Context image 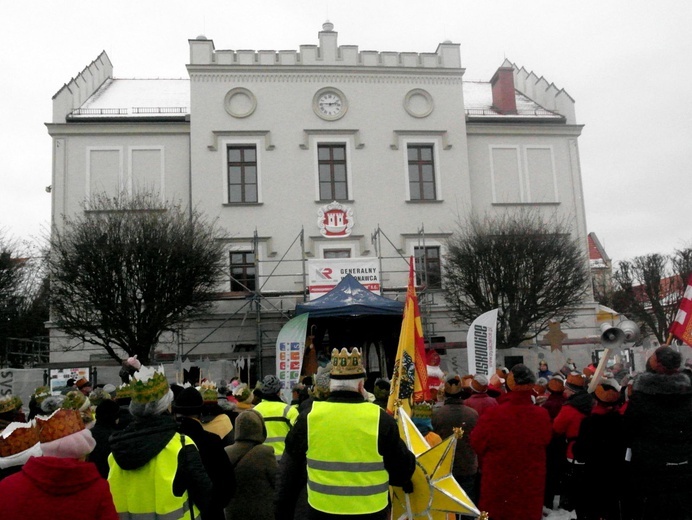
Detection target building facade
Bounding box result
[47,23,598,377]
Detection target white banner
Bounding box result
[307,258,381,299]
[466,309,499,376]
[276,313,310,400]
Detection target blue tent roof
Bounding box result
[295,274,404,318]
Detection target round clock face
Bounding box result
[313,88,347,120]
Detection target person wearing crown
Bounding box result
[276,347,416,520]
[107,365,214,520]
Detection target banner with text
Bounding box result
[466,309,499,376]
[276,313,310,401]
[307,258,381,300]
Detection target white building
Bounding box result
[47,23,601,378]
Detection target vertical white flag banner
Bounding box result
[466,309,499,376]
[276,313,310,401]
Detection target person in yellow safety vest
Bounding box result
[108,365,214,520]
[253,375,299,460]
[275,347,416,520]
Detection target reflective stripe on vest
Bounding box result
[307,401,388,515]
[254,400,297,459]
[108,434,198,520]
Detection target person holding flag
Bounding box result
[387,257,430,417]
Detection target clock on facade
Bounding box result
[313,87,348,121]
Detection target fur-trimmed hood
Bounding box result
[633,371,692,396]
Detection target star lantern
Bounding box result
[390,408,481,519]
[545,321,567,353]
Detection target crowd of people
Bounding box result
[0,345,689,520]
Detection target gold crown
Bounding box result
[0,395,22,414]
[200,381,218,403]
[62,390,87,411]
[32,386,51,405]
[115,383,132,400]
[130,366,170,404]
[36,409,85,443]
[330,347,365,380]
[411,402,434,419]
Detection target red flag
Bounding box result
[670,274,692,347]
[387,257,430,416]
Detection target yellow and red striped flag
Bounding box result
[387,257,430,417]
[670,274,692,346]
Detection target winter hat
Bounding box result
[444,375,464,397]
[547,374,565,393]
[534,377,548,395]
[312,365,332,400]
[126,355,142,371]
[103,384,117,397]
[470,374,489,393]
[40,395,65,415]
[259,375,283,396]
[233,409,267,443]
[593,377,621,405]
[129,365,174,417]
[36,408,95,459]
[565,371,586,392]
[0,394,22,414]
[647,346,682,375]
[330,347,366,380]
[506,364,536,392]
[0,421,42,470]
[173,387,204,415]
[95,399,120,426]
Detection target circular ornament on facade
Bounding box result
[313,87,348,121]
[404,89,434,118]
[224,88,257,118]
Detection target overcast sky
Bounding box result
[2,0,691,263]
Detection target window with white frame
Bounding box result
[87,147,123,198]
[407,144,436,200]
[490,145,558,203]
[317,143,348,201]
[227,145,258,203]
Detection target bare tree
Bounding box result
[443,211,590,348]
[612,247,692,343]
[47,193,226,364]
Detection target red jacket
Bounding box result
[470,391,552,520]
[553,401,589,460]
[0,456,118,520]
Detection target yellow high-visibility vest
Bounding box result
[306,401,388,515]
[254,400,298,459]
[108,433,199,520]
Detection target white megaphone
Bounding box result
[600,323,625,350]
[617,319,641,343]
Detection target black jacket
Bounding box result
[177,416,234,520]
[109,413,213,515]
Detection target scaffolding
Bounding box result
[169,223,459,378]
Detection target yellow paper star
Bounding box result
[390,409,481,519]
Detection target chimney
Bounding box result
[490,66,517,114]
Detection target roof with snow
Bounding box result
[65,77,561,122]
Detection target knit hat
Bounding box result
[444,375,464,397]
[103,384,117,397]
[565,371,586,392]
[647,346,682,375]
[312,365,332,400]
[593,377,621,404]
[173,387,204,415]
[40,395,65,415]
[233,409,267,443]
[0,394,22,414]
[411,402,435,435]
[259,375,283,396]
[506,364,536,392]
[36,408,95,459]
[0,421,42,470]
[330,347,366,380]
[547,374,565,393]
[470,374,489,393]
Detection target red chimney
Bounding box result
[490,66,517,114]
